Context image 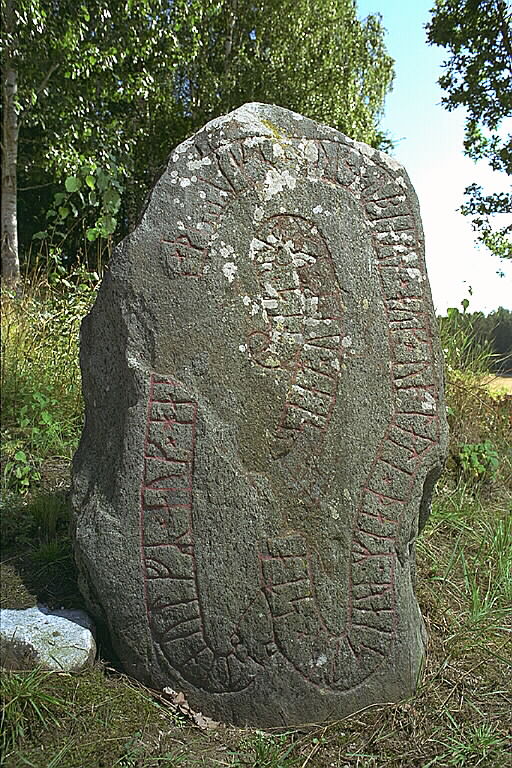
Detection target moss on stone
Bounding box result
[261,118,284,139]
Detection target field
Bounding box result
[484,376,512,395]
[1,270,511,768]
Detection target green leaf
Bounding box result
[85,174,95,189]
[65,176,81,193]
[32,231,48,240]
[103,189,121,211]
[86,227,99,241]
[14,451,27,463]
[98,214,117,235]
[58,206,70,219]
[96,169,109,192]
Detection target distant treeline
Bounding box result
[438,306,512,375]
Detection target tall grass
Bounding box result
[1,257,99,492]
[439,304,511,491]
[1,667,65,761]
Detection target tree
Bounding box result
[426,0,512,261]
[1,0,20,287]
[2,0,394,284]
[173,0,394,148]
[1,0,199,284]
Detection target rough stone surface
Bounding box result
[0,605,96,671]
[71,103,448,726]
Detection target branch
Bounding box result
[18,182,54,191]
[496,0,512,62]
[36,62,60,98]
[19,62,60,123]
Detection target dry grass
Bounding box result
[483,375,512,395]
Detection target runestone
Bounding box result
[72,103,448,726]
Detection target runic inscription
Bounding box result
[141,374,265,693]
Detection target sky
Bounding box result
[357,0,511,315]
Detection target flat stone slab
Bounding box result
[1,605,96,671]
[72,103,448,725]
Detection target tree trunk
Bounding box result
[1,60,20,289]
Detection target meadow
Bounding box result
[1,263,511,768]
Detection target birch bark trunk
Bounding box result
[1,39,20,287]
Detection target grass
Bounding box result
[1,666,65,759]
[0,666,194,768]
[1,258,99,494]
[483,375,512,395]
[1,273,511,767]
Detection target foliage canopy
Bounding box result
[426,0,512,260]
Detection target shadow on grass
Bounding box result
[1,489,84,611]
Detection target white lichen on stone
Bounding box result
[263,168,297,200]
[264,282,279,298]
[243,136,265,148]
[422,392,437,412]
[302,141,319,163]
[222,262,237,283]
[220,243,235,259]
[186,156,212,170]
[341,335,353,348]
[249,238,267,260]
